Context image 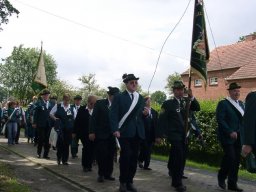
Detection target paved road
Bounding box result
[0,136,255,192]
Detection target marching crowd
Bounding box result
[0,73,255,192]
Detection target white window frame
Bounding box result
[194,79,202,87]
[209,77,218,85]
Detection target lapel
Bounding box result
[225,99,244,119]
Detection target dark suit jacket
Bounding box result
[143,108,158,143]
[242,92,256,148]
[110,90,145,139]
[89,99,113,139]
[73,106,90,140]
[157,97,200,141]
[216,99,244,145]
[33,99,53,128]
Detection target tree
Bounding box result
[151,91,166,105]
[0,45,57,101]
[165,72,182,95]
[0,0,19,31]
[238,32,256,42]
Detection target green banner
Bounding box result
[190,0,210,85]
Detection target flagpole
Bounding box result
[185,0,197,138]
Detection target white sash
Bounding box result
[118,91,139,129]
[226,97,244,116]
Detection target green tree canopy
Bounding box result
[0,0,19,31]
[150,90,167,105]
[165,72,182,95]
[0,44,57,101]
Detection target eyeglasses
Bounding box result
[129,81,138,85]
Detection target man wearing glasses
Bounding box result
[110,73,145,192]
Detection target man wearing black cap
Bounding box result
[216,82,244,192]
[89,87,120,183]
[33,89,54,159]
[156,80,200,192]
[110,74,145,192]
[71,95,82,158]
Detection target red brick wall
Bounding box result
[181,68,256,101]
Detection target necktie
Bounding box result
[131,93,134,101]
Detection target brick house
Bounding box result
[181,34,256,100]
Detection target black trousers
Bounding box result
[119,137,140,184]
[57,127,72,163]
[81,137,95,169]
[168,142,188,177]
[168,140,186,187]
[71,136,79,157]
[37,126,51,156]
[96,137,116,177]
[138,140,153,168]
[218,139,241,186]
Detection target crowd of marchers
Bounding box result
[0,74,255,192]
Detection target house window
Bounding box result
[194,79,202,87]
[209,77,218,85]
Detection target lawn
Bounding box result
[0,162,30,192]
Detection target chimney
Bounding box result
[245,34,256,41]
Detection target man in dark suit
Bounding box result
[71,95,82,158]
[216,82,244,192]
[33,89,53,159]
[242,91,256,157]
[73,95,97,172]
[156,81,200,192]
[111,73,145,192]
[138,96,158,170]
[89,87,120,183]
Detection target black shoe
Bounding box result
[43,156,50,160]
[119,183,127,192]
[217,175,226,190]
[37,154,41,158]
[126,183,137,192]
[138,162,143,169]
[97,176,104,183]
[83,167,89,172]
[174,185,186,192]
[228,185,243,192]
[104,176,115,181]
[182,175,188,179]
[88,168,92,172]
[63,162,69,165]
[57,160,61,165]
[15,142,19,144]
[143,167,152,170]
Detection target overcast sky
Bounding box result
[1,0,256,93]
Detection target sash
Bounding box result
[118,91,139,129]
[226,97,244,116]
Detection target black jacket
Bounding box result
[73,106,90,140]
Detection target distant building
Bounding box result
[181,34,256,100]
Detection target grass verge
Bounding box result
[152,154,256,181]
[0,162,30,192]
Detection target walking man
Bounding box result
[111,74,145,192]
[156,81,200,192]
[216,82,244,191]
[89,87,120,182]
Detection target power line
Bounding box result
[147,0,192,94]
[14,0,189,62]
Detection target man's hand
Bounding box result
[242,145,253,157]
[143,108,149,116]
[230,132,237,140]
[32,124,37,128]
[155,138,161,144]
[89,133,96,141]
[187,88,193,98]
[113,131,120,138]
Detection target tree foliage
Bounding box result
[238,32,256,42]
[78,73,107,100]
[150,90,167,105]
[0,0,19,31]
[165,72,182,95]
[0,45,57,101]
